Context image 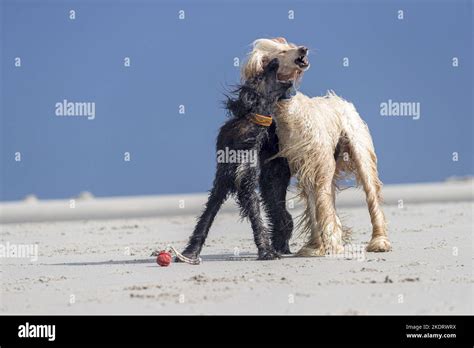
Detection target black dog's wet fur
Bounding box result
[180,59,294,261]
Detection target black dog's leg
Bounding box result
[260,157,293,254]
[236,176,279,260]
[181,185,228,259]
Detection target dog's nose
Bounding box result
[299,46,308,55]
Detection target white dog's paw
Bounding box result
[366,236,392,252]
[322,225,344,256]
[296,245,326,257]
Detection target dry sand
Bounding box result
[0,181,472,314]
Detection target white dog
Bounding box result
[242,38,392,256]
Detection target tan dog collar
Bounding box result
[249,113,272,127]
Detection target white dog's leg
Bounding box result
[343,106,391,252]
[297,188,325,256]
[356,157,391,252]
[297,160,344,257]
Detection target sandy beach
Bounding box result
[0,181,472,315]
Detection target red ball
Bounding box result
[156,251,172,267]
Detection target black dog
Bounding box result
[180,58,294,261]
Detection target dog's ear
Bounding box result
[263,58,279,75]
[261,55,270,68]
[243,55,267,82]
[240,87,258,108]
[272,37,288,44]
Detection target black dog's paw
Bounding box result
[257,249,281,261]
[273,242,292,255]
[276,247,292,255]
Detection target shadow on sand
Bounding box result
[47,253,263,266]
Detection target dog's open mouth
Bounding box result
[295,55,309,69]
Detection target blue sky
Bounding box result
[1,0,472,201]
